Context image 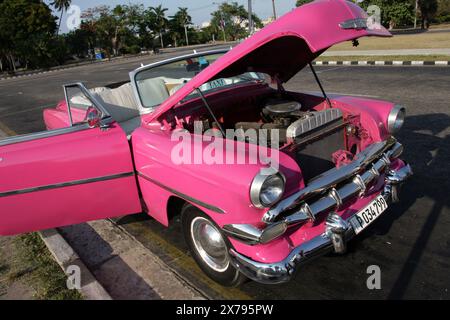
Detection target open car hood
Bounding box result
[144,0,391,123]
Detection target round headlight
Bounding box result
[250,170,285,208]
[388,105,406,134]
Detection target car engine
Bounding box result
[234,98,347,181]
[234,99,343,146]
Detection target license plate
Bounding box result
[349,195,388,234]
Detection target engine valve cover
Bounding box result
[264,101,302,116]
[286,108,343,142]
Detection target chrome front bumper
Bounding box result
[228,164,413,284]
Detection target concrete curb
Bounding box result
[39,229,112,300]
[312,60,450,66]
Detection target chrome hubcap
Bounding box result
[191,217,229,272]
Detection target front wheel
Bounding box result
[181,205,246,287]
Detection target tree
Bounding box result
[360,0,414,29]
[435,0,450,23]
[80,5,145,58]
[51,0,72,35]
[150,5,169,48]
[169,7,192,46]
[65,27,95,58]
[295,0,313,6]
[211,2,262,41]
[419,0,438,28]
[0,0,57,71]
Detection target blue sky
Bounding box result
[45,0,298,33]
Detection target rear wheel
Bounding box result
[181,205,246,287]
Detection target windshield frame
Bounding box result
[129,48,231,113]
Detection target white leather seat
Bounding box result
[136,78,169,109]
[91,83,141,136]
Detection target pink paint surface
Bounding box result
[0,125,141,235]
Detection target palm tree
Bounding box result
[169,7,192,46]
[51,0,72,35]
[177,7,192,46]
[150,5,168,48]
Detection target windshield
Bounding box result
[134,52,266,110]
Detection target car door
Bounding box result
[0,83,142,236]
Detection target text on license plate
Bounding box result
[349,195,388,234]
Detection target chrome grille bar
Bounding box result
[263,138,403,224]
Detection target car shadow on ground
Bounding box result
[59,223,161,300]
[353,113,450,298]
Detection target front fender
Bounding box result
[131,126,302,227]
[331,95,395,143]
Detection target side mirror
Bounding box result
[85,107,101,128]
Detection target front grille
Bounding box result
[263,138,402,224]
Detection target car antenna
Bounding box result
[195,87,226,137]
[308,62,332,109]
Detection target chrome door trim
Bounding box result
[0,116,114,147]
[63,82,111,118]
[0,172,134,198]
[137,172,225,214]
[0,81,115,147]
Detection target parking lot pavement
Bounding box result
[0,61,449,299]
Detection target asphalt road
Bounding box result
[0,55,449,299]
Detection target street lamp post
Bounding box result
[272,0,277,20]
[213,2,227,43]
[184,24,189,46]
[248,0,253,34]
[414,0,418,29]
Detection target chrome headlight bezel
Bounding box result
[387,104,406,134]
[250,169,286,208]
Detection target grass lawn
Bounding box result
[329,31,450,51]
[316,55,450,61]
[430,23,450,29]
[0,233,83,300]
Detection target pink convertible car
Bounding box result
[0,0,412,286]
